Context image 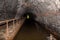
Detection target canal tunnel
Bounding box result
[0,0,60,40]
[13,12,50,40]
[22,11,36,23]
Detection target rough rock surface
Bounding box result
[15,0,25,19]
[28,0,60,38]
[0,0,17,20]
[15,0,60,36]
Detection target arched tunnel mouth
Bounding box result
[22,12,36,25]
[14,12,50,40]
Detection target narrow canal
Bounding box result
[14,16,50,40]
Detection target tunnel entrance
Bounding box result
[22,12,36,25]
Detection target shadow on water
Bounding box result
[14,13,49,40]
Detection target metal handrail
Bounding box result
[0,19,16,24]
[0,18,25,40]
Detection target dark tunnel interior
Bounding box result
[13,12,50,40]
[22,12,36,24]
[23,11,36,20]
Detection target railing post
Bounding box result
[6,20,9,40]
[50,34,53,40]
[13,19,15,29]
[13,19,16,34]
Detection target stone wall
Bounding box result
[29,0,60,37]
[0,0,18,20]
[15,0,26,19]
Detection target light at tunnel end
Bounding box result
[26,15,30,19]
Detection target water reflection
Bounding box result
[14,18,50,40]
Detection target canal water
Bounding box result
[14,18,50,40]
